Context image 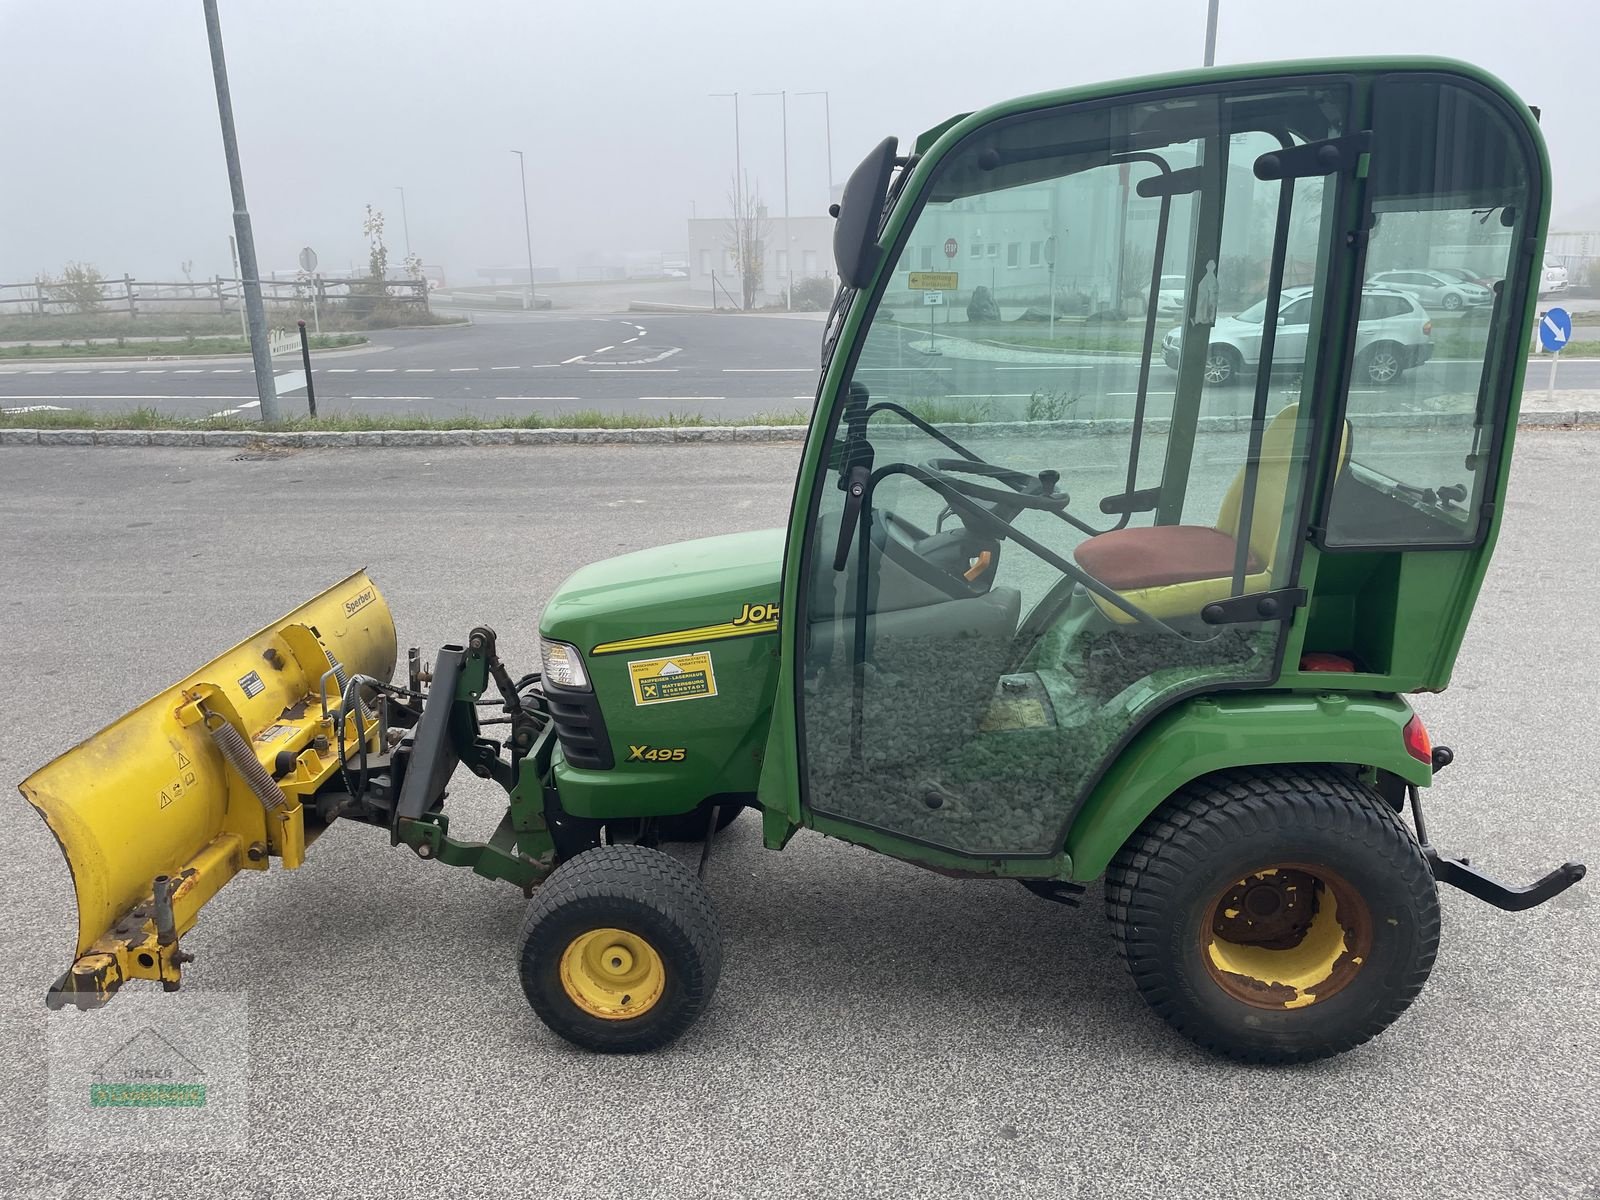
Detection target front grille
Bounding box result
[543,680,613,770]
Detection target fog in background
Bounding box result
[1,0,1594,284]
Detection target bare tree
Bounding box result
[725,177,769,311]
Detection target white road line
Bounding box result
[100,369,130,374]
[351,395,431,400]
[211,368,241,374]
[404,368,434,373]
[2,394,255,401]
[366,368,396,373]
[1,404,69,413]
[722,368,814,373]
[449,367,479,372]
[136,369,167,374]
[623,337,639,343]
[791,395,814,400]
[175,368,204,374]
[995,364,1093,371]
[858,366,953,372]
[589,368,678,373]
[594,345,615,353]
[948,393,1034,399]
[494,395,581,400]
[64,369,91,374]
[635,328,647,335]
[492,365,519,370]
[26,369,57,375]
[638,395,724,401]
[328,368,357,373]
[561,355,586,364]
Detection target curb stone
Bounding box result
[1,411,1592,451]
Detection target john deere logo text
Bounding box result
[344,587,376,617]
[733,603,778,626]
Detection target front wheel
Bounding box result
[1442,292,1463,311]
[1203,345,1243,386]
[1105,766,1439,1064]
[518,844,722,1052]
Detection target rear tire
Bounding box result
[1358,342,1405,386]
[518,844,722,1052]
[1105,766,1439,1064]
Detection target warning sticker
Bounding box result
[628,652,718,706]
[238,670,265,699]
[253,723,297,743]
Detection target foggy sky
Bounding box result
[1,0,1595,284]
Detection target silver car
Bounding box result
[1162,285,1434,386]
[1367,268,1493,311]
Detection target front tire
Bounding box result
[1442,292,1463,311]
[518,844,722,1052]
[1204,345,1243,386]
[1105,766,1439,1064]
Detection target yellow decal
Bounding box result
[908,271,958,290]
[626,745,688,763]
[345,586,377,617]
[628,653,718,706]
[977,698,1049,732]
[593,604,780,655]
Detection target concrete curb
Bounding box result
[0,338,373,368]
[5,411,1597,450]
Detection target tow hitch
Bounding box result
[1409,756,1586,911]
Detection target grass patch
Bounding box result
[0,333,365,360]
[0,406,811,432]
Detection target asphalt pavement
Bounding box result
[4,308,1599,424]
[0,435,1594,1199]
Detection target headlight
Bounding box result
[540,638,590,690]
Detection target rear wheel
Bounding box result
[1105,766,1439,1064]
[1357,342,1405,385]
[518,844,722,1052]
[1203,345,1243,386]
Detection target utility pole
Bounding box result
[756,90,791,310]
[798,90,833,204]
[202,0,277,421]
[1204,0,1219,66]
[395,185,412,257]
[710,91,744,212]
[511,150,537,309]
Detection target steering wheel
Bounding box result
[921,458,1068,519]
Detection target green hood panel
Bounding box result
[541,529,785,654]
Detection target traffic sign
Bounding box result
[1539,307,1571,353]
[298,246,319,273]
[944,238,958,259]
[923,291,944,306]
[1043,236,1056,268]
[908,271,958,291]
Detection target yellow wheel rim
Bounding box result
[559,927,666,1020]
[1201,864,1373,1010]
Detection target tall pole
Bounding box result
[1204,0,1219,66]
[710,91,743,210]
[756,90,791,310]
[799,90,833,203]
[511,150,537,309]
[395,186,412,257]
[202,0,278,421]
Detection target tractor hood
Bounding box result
[540,529,785,657]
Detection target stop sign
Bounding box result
[944,238,958,259]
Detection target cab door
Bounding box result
[766,72,1364,858]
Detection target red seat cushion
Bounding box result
[1074,525,1262,591]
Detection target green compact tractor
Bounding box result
[22,57,1584,1063]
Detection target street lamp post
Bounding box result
[1204,0,1219,66]
[755,90,791,310]
[201,0,277,421]
[510,150,537,309]
[797,90,833,204]
[709,91,744,208]
[395,185,412,257]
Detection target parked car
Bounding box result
[1138,274,1188,316]
[1434,266,1501,290]
[1366,268,1493,311]
[1162,285,1433,386]
[1539,260,1569,295]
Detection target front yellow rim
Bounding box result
[559,927,666,1020]
[1201,864,1372,1010]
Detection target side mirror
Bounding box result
[834,137,899,289]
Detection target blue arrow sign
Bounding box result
[1539,307,1572,353]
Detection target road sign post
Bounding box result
[298,247,321,335]
[908,273,956,356]
[1539,306,1572,411]
[297,320,317,418]
[1044,235,1058,341]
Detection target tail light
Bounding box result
[1403,714,1433,764]
[1422,320,1433,337]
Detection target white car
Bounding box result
[1366,269,1493,312]
[1139,274,1188,316]
[1539,260,1569,295]
[1162,285,1434,386]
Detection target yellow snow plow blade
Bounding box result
[19,570,397,1008]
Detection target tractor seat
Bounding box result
[1074,525,1261,591]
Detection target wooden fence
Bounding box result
[0,275,431,318]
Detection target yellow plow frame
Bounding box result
[19,571,397,1006]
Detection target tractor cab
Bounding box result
[768,61,1546,864]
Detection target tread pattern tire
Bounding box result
[1105,765,1439,1064]
[518,844,722,1052]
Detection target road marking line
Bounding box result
[99,369,129,374]
[858,366,952,372]
[208,400,260,417]
[137,369,167,374]
[366,368,396,373]
[64,369,91,374]
[722,368,814,373]
[328,368,357,373]
[623,336,640,343]
[635,328,647,335]
[404,368,434,373]
[2,404,70,413]
[2,394,254,400]
[211,368,241,373]
[492,365,519,370]
[589,368,678,373]
[26,369,57,374]
[351,395,431,400]
[175,368,204,373]
[495,395,581,400]
[995,365,1093,371]
[948,393,1034,399]
[449,367,479,371]
[594,345,615,353]
[638,395,724,400]
[561,355,586,364]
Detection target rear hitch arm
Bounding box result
[1409,781,1586,912]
